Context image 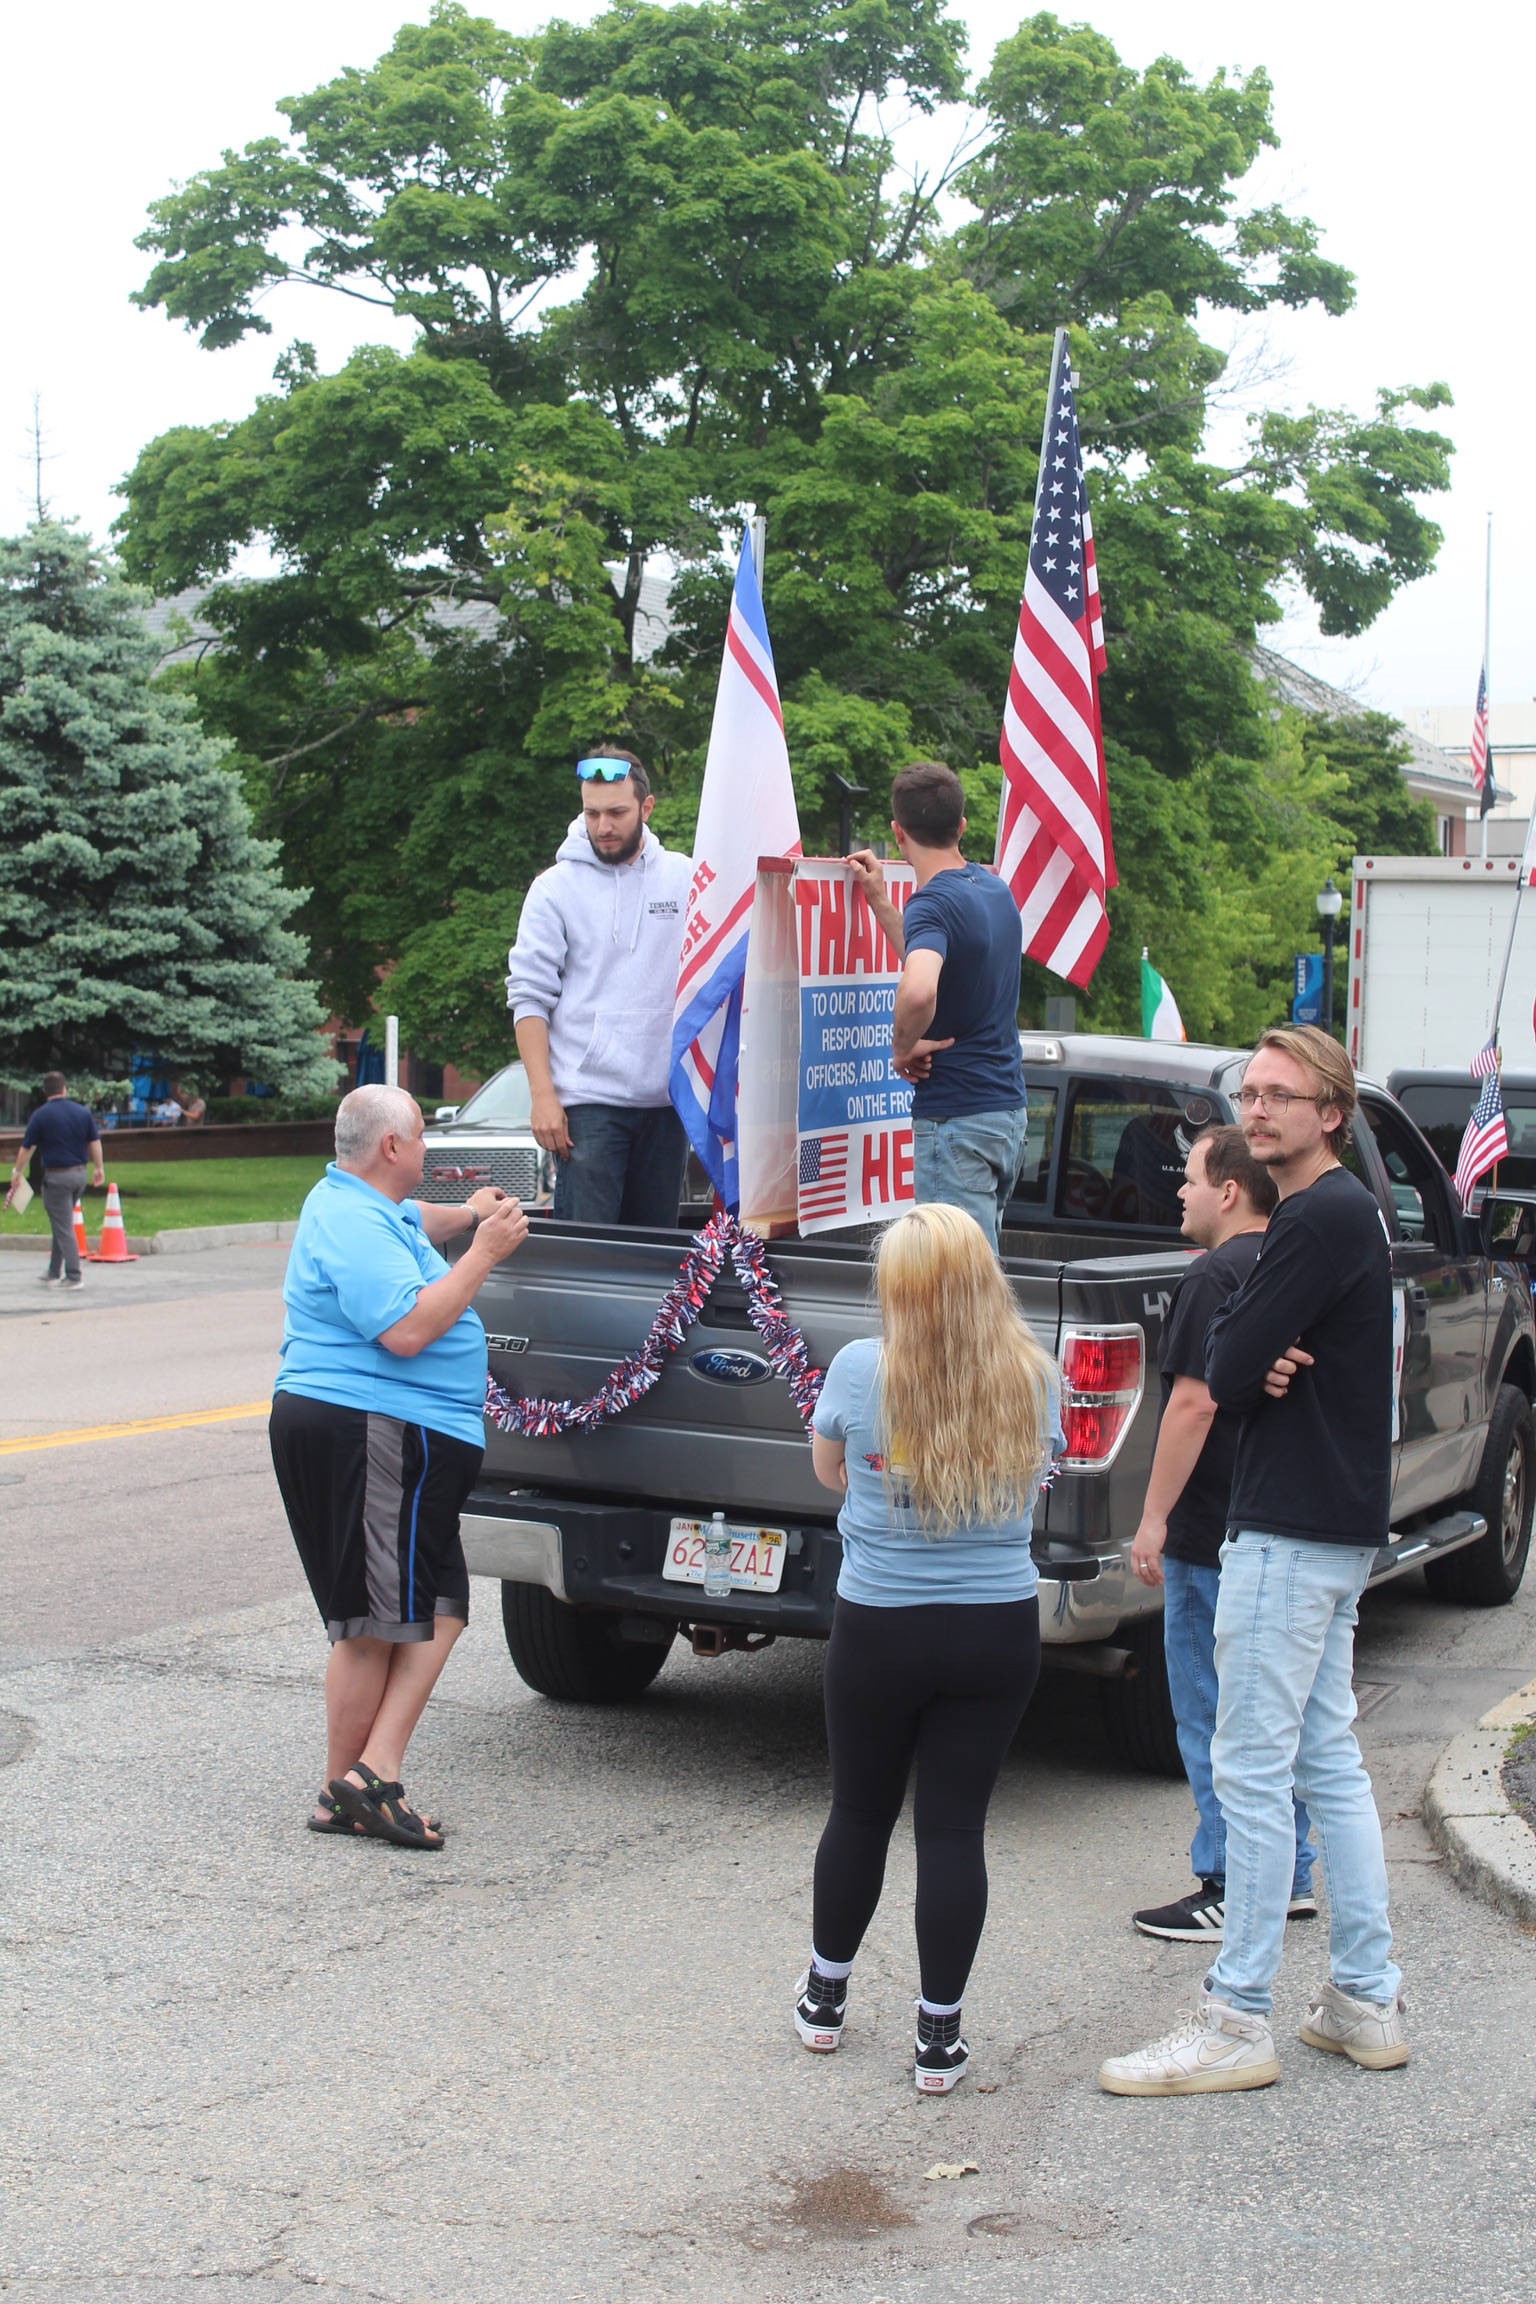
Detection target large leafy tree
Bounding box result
[119,1,1453,1055]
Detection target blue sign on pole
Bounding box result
[1292,952,1324,1025]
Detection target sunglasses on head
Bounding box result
[576,756,632,781]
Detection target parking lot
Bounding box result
[4,1244,1536,2304]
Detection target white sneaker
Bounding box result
[1098,1993,1280,2096]
[1298,1981,1408,2070]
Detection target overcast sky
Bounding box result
[7,0,1525,721]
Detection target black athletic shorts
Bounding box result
[269,1390,481,1643]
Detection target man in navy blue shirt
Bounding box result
[850,763,1026,1245]
[5,1072,105,1287]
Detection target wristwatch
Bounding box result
[465,1208,481,1240]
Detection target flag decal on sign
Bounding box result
[994,328,1115,988]
[797,1131,850,1221]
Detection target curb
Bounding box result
[1425,1678,1536,1925]
[0,1220,297,1258]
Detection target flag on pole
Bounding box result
[1471,1034,1500,1080]
[1453,1070,1508,1209]
[993,328,1115,988]
[669,528,801,1210]
[1471,667,1493,819]
[1140,949,1185,1042]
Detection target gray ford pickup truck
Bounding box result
[459,1034,1536,1772]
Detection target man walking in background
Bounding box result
[1100,1027,1404,2096]
[507,749,692,1227]
[4,1072,105,1288]
[848,762,1026,1246]
[1126,1123,1318,1944]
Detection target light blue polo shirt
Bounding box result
[813,1336,1061,1606]
[274,1165,488,1448]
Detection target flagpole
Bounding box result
[995,325,1070,880]
[1488,815,1536,1046]
[1480,512,1492,859]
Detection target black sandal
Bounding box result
[308,1788,446,1839]
[328,1770,445,1850]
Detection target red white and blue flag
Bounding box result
[797,1131,850,1223]
[1471,668,1493,819]
[670,528,801,1209]
[1454,1070,1508,1209]
[1471,1034,1500,1080]
[993,329,1115,988]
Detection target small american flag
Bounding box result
[1471,1034,1499,1080]
[1454,1072,1508,1209]
[1471,668,1493,818]
[798,1132,850,1222]
[993,329,1115,989]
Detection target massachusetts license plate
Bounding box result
[663,1519,789,1593]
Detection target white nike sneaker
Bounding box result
[1298,1981,1408,2070]
[1098,1993,1280,2096]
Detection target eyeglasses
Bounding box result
[576,756,632,781]
[1236,1087,1325,1114]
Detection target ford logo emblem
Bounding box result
[689,1347,772,1385]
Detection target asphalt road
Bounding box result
[2,1246,1536,2303]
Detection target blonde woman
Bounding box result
[797,1202,1062,2092]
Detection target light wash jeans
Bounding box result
[910,1106,1027,1246]
[1206,1532,1399,2016]
[1162,1556,1314,1894]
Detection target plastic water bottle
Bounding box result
[703,1511,733,1598]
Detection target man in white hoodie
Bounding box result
[506,751,693,1226]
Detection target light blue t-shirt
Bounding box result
[274,1166,488,1448]
[812,1335,1062,1607]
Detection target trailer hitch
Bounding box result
[689,1624,777,1659]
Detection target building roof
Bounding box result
[1251,646,1474,807]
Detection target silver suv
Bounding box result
[418,1061,554,1209]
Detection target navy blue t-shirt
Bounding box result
[22,1098,99,1170]
[901,864,1026,1119]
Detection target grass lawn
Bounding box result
[2,1155,331,1237]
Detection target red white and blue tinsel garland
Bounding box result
[484,1211,825,1439]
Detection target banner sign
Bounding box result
[792,859,916,1236]
[1291,951,1323,1025]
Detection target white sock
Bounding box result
[918,1994,962,2017]
[810,1948,854,1980]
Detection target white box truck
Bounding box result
[1347,852,1536,1076]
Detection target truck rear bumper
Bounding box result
[459,1491,1129,1645]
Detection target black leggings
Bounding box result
[812,1594,1041,2007]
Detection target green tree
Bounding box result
[0,523,336,1101]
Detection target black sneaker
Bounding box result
[1287,1888,1319,1920]
[914,2005,968,2093]
[1132,1881,1225,1942]
[795,1968,847,2052]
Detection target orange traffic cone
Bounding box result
[87,1181,139,1263]
[72,1199,89,1262]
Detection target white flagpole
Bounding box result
[1480,511,1493,859]
[1488,810,1536,1046]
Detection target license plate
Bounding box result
[663,1519,788,1593]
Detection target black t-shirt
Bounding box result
[901,864,1026,1119]
[21,1098,98,1171]
[1156,1230,1265,1569]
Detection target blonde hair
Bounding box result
[1249,1026,1356,1129]
[875,1202,1055,1531]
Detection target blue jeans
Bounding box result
[552,1103,689,1227]
[1206,1533,1399,2017]
[910,1107,1027,1246]
[1162,1556,1314,1894]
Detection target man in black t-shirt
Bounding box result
[1125,1125,1317,1943]
[5,1072,105,1287]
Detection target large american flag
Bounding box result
[1454,1070,1508,1209]
[993,328,1115,988]
[1471,667,1493,819]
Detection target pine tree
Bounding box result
[0,522,336,1100]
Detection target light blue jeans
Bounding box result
[1162,1556,1314,1894]
[1206,1533,1399,2016]
[910,1106,1027,1246]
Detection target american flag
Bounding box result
[1471,668,1493,819]
[1454,1071,1508,1209]
[993,328,1115,989]
[798,1132,849,1223]
[1471,1034,1500,1080]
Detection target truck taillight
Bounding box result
[1058,1326,1144,1467]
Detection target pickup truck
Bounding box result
[458,1033,1536,1773]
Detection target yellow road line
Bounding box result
[0,1402,271,1456]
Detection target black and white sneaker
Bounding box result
[1287,1889,1319,1921]
[795,1968,847,2052]
[914,2005,969,2093]
[1132,1881,1225,1942]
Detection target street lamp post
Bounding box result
[834,773,866,858]
[1316,877,1343,1037]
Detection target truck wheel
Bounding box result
[500,1582,675,1702]
[1098,1616,1185,1778]
[1425,1384,1535,1608]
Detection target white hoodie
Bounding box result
[505,819,692,1108]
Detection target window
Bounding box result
[447,1063,533,1130]
[1010,1088,1059,1202]
[1056,1081,1223,1228]
[1395,1082,1536,1192]
[1358,1100,1454,1249]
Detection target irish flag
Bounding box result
[1141,949,1185,1042]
